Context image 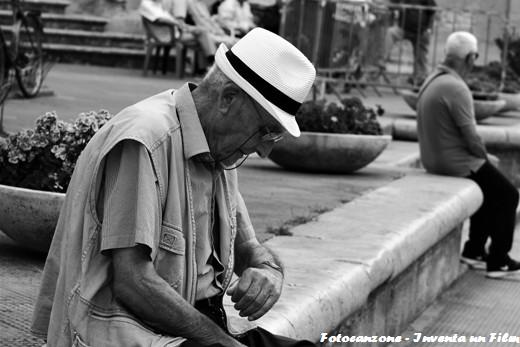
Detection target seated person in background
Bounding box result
[216,0,257,37]
[417,31,520,279]
[187,0,240,60]
[139,0,237,66]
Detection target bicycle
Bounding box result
[0,0,44,135]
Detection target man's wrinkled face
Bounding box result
[213,89,286,169]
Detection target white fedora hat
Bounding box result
[215,27,316,137]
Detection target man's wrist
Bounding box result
[257,260,284,277]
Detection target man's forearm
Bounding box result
[113,247,243,346]
[459,124,488,159]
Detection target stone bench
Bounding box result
[225,172,482,343]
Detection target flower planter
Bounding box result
[400,89,506,122]
[268,132,392,174]
[0,184,64,252]
[498,92,520,112]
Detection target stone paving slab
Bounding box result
[392,224,520,347]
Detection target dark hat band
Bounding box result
[225,49,301,115]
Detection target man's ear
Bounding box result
[218,83,242,115]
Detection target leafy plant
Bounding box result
[295,96,384,135]
[0,110,113,193]
[466,61,520,96]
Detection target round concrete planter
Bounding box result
[400,89,506,122]
[0,184,64,252]
[268,132,392,173]
[498,92,520,112]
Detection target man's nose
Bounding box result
[255,141,275,158]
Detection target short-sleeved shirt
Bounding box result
[417,65,485,177]
[99,140,228,301]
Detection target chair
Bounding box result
[141,16,201,78]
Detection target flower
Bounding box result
[0,110,113,192]
[295,97,384,135]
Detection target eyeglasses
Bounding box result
[248,94,285,143]
[260,127,284,143]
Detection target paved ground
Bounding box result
[2,63,520,346]
[392,224,520,347]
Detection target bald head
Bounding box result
[445,31,478,60]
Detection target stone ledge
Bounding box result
[390,117,520,186]
[391,117,520,150]
[226,172,482,342]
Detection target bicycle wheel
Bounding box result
[0,34,10,105]
[13,12,44,97]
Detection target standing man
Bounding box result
[417,31,520,279]
[384,0,436,86]
[31,28,317,346]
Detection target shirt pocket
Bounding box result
[155,223,186,294]
[158,223,185,255]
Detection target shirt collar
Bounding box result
[174,83,214,162]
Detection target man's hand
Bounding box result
[226,265,283,321]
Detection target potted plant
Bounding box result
[0,110,113,252]
[467,58,520,112]
[400,63,509,122]
[268,97,392,173]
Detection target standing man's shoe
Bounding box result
[486,257,520,279]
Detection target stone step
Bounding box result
[0,10,108,31]
[44,28,143,50]
[0,0,70,14]
[41,13,108,31]
[43,43,148,69]
[1,25,144,50]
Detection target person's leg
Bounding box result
[467,161,519,267]
[236,327,316,347]
[383,25,403,62]
[464,183,491,258]
[195,30,218,63]
[411,30,430,84]
[180,327,317,347]
[181,341,226,347]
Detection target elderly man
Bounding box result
[417,31,520,279]
[31,28,317,347]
